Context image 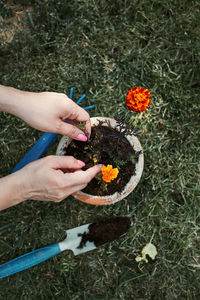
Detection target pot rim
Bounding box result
[56,117,144,205]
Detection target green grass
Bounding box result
[0,0,200,299]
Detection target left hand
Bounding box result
[22,155,103,202]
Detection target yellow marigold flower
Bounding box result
[126,86,151,113]
[93,157,98,163]
[101,165,119,183]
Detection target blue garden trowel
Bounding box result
[0,217,131,278]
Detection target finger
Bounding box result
[62,100,91,138]
[66,164,103,185]
[85,118,91,139]
[45,155,85,169]
[58,121,88,141]
[83,164,103,182]
[65,119,91,140]
[66,100,90,126]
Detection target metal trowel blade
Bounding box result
[59,217,132,256]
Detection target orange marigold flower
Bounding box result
[101,165,119,183]
[126,86,151,113]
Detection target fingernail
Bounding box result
[77,133,88,142]
[77,160,85,167]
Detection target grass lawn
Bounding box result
[0,0,199,299]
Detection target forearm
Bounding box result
[0,84,32,116]
[0,171,29,211]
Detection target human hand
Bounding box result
[22,156,102,202]
[1,86,91,141]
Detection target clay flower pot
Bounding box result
[56,117,144,205]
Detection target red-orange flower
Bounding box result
[126,87,151,113]
[101,165,119,183]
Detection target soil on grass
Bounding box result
[78,217,131,248]
[63,122,141,196]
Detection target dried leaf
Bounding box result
[136,243,157,263]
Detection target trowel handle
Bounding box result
[0,243,61,279]
[11,132,58,173]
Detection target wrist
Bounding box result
[0,85,30,117]
[0,170,30,210]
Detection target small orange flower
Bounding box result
[126,87,151,113]
[101,165,119,183]
[93,157,98,163]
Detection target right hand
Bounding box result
[0,86,91,141]
[14,91,91,140]
[22,156,102,202]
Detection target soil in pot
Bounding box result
[63,121,142,196]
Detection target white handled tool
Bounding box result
[0,217,131,278]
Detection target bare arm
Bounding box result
[0,170,28,210]
[0,156,102,211]
[0,85,101,210]
[0,84,21,114]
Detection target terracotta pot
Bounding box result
[56,117,144,205]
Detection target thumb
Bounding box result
[82,164,103,183]
[46,155,86,169]
[58,121,88,141]
[65,164,103,185]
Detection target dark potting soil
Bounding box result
[78,217,131,248]
[63,123,141,196]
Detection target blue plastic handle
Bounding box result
[0,243,61,279]
[11,132,58,173]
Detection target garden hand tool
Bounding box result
[0,217,131,279]
[11,87,95,173]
